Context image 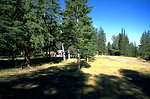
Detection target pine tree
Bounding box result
[62,0,95,69]
[97,27,106,55]
[118,28,129,56]
[0,0,23,61]
[111,35,120,55]
[139,30,150,60]
[107,42,112,55]
[111,28,137,57]
[43,0,61,58]
[128,42,137,57]
[22,0,47,66]
[61,0,77,60]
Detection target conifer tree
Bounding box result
[97,27,106,55]
[43,0,61,58]
[139,30,150,60]
[0,0,23,61]
[107,42,112,55]
[118,28,129,56]
[62,0,95,68]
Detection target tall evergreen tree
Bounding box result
[139,30,150,60]
[43,0,61,58]
[22,0,44,66]
[0,0,23,61]
[61,0,77,60]
[128,42,137,57]
[118,28,129,56]
[107,42,112,55]
[111,28,138,57]
[62,0,95,68]
[21,0,61,66]
[111,35,120,55]
[111,28,130,56]
[97,27,106,55]
[0,0,61,67]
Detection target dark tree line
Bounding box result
[0,0,150,70]
[0,0,99,69]
[107,28,137,57]
[106,28,150,61]
[0,0,62,67]
[96,27,106,55]
[139,30,150,60]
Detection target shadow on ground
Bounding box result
[0,57,63,69]
[83,69,150,99]
[0,62,91,99]
[120,69,150,98]
[0,64,150,99]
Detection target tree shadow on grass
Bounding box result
[119,69,150,98]
[81,60,91,68]
[1,62,150,99]
[0,62,91,99]
[81,74,149,99]
[0,57,63,69]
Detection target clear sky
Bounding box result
[60,0,150,45]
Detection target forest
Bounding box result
[0,0,150,69]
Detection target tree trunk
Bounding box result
[46,45,48,58]
[24,47,31,69]
[77,49,80,70]
[48,47,51,58]
[86,56,89,62]
[11,49,16,67]
[11,50,15,61]
[68,49,70,59]
[62,43,66,61]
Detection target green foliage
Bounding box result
[111,35,120,55]
[0,0,61,64]
[107,42,112,55]
[118,28,129,56]
[43,0,61,53]
[0,0,23,59]
[139,31,150,60]
[61,0,96,60]
[96,27,106,55]
[109,28,137,57]
[128,42,137,57]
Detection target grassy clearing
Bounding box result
[0,59,76,77]
[110,56,150,64]
[0,56,150,77]
[0,56,150,99]
[81,55,150,76]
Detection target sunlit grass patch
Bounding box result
[0,56,150,78]
[110,56,150,64]
[81,56,150,77]
[0,59,77,77]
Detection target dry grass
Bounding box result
[0,59,76,77]
[81,55,150,87]
[0,56,150,98]
[0,56,150,78]
[111,56,150,64]
[81,55,150,77]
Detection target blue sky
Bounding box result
[60,0,150,45]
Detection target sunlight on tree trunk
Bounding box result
[77,49,81,70]
[62,43,66,61]
[86,57,89,62]
[48,47,51,58]
[68,49,70,59]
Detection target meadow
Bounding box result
[0,56,150,99]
